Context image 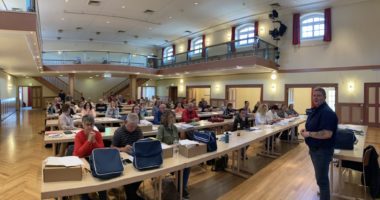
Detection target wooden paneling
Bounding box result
[0,98,16,121]
[262,101,285,107]
[364,83,380,127]
[210,99,226,108]
[336,103,364,125]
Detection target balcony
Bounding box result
[42,37,279,74]
[0,0,35,12]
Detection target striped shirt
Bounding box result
[112,125,143,147]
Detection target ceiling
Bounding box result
[0,30,40,76]
[37,0,369,47]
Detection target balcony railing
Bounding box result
[0,0,35,12]
[42,37,279,69]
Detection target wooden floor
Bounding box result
[0,109,378,200]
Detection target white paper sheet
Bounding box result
[45,156,83,167]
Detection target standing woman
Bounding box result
[81,102,96,118]
[156,110,190,199]
[301,87,338,200]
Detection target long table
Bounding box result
[144,111,224,122]
[46,117,124,130]
[41,117,306,199]
[330,124,368,199]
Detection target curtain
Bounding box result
[201,34,206,57]
[323,8,332,42]
[292,13,301,45]
[172,44,176,55]
[254,21,259,37]
[231,26,236,53]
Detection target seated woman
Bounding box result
[81,102,96,118]
[286,104,299,117]
[276,104,289,119]
[223,103,235,116]
[156,110,190,199]
[58,104,75,130]
[106,100,120,118]
[255,104,269,125]
[73,115,107,200]
[139,102,149,117]
[131,105,144,120]
[174,102,185,114]
[46,102,57,114]
[111,113,144,200]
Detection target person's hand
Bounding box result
[300,129,310,138]
[124,145,133,153]
[87,131,96,142]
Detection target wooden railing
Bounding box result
[42,77,82,100]
[103,79,130,97]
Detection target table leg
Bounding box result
[179,170,183,200]
[158,176,162,200]
[330,161,334,193]
[52,143,57,155]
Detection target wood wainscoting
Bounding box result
[210,99,226,108]
[336,103,364,124]
[263,101,285,107]
[0,98,16,121]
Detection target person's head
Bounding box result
[238,108,247,118]
[82,115,95,133]
[125,113,139,131]
[132,105,141,113]
[61,104,71,115]
[176,102,183,109]
[255,101,261,106]
[281,104,288,111]
[258,104,268,115]
[83,102,92,110]
[161,110,176,127]
[270,105,279,113]
[227,103,233,109]
[312,87,326,107]
[140,102,146,107]
[110,100,117,108]
[159,104,166,113]
[59,90,63,93]
[99,99,104,104]
[288,104,294,110]
[81,97,85,101]
[187,103,194,111]
[244,101,250,108]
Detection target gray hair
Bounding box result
[313,87,326,98]
[82,114,95,124]
[127,113,139,124]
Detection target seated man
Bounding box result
[153,104,166,125]
[232,108,250,131]
[111,113,144,200]
[182,103,199,123]
[95,99,108,113]
[266,105,282,124]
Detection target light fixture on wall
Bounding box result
[348,81,354,92]
[271,71,277,80]
[271,83,276,91]
[180,79,184,83]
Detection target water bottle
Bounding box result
[173,139,179,158]
[224,132,229,143]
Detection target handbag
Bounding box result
[133,138,163,170]
[335,128,357,150]
[193,131,217,152]
[89,148,124,179]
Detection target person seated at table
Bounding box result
[252,101,261,113]
[152,100,160,116]
[182,103,199,123]
[276,104,289,119]
[81,102,96,118]
[223,103,235,116]
[153,104,166,125]
[58,104,76,130]
[198,98,209,112]
[266,105,282,124]
[139,102,149,117]
[131,104,144,121]
[175,102,185,114]
[54,97,62,113]
[46,102,57,114]
[243,100,251,114]
[73,115,107,200]
[111,113,144,200]
[95,99,108,113]
[255,104,269,125]
[78,96,86,108]
[106,100,120,118]
[286,104,299,117]
[156,110,190,198]
[232,108,250,131]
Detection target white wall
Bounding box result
[0,71,17,99]
[156,69,380,103]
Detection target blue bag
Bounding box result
[89,148,124,179]
[133,138,163,170]
[193,131,217,152]
[335,128,357,150]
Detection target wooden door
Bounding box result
[31,86,42,108]
[168,86,178,103]
[364,83,380,127]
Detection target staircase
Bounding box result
[33,76,83,100]
[104,78,150,99]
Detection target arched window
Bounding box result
[163,46,173,63]
[300,13,325,40]
[191,37,203,55]
[235,24,255,46]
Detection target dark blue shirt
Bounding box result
[153,111,163,125]
[305,102,338,149]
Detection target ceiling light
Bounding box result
[58,51,62,55]
[136,72,140,75]
[148,27,152,30]
[121,5,126,9]
[236,65,243,69]
[65,0,69,2]
[168,16,172,19]
[59,74,63,77]
[89,77,93,79]
[194,2,199,5]
[106,21,110,24]
[95,74,99,77]
[175,73,180,75]
[184,71,189,74]
[61,17,65,21]
[271,71,277,80]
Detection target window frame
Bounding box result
[235,23,256,47]
[300,12,325,41]
[163,46,174,63]
[190,37,203,56]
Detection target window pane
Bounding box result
[239,40,247,45]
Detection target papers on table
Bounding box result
[140,120,152,126]
[179,139,199,148]
[176,123,194,129]
[249,127,261,131]
[45,156,83,167]
[161,143,172,150]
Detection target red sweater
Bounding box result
[73,130,104,158]
[182,109,199,123]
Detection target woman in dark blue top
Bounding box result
[301,87,338,200]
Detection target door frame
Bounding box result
[18,86,43,109]
[225,84,264,102]
[364,83,380,127]
[168,86,178,103]
[284,83,338,108]
[186,85,211,100]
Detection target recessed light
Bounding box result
[89,77,93,79]
[95,74,99,77]
[148,27,152,30]
[175,73,180,75]
[59,74,63,77]
[194,2,199,5]
[106,21,110,24]
[184,71,189,74]
[61,17,65,21]
[65,0,69,2]
[58,51,62,55]
[121,5,126,8]
[236,65,243,69]
[168,16,172,19]
[135,72,140,75]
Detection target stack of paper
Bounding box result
[179,139,199,148]
[176,123,194,129]
[140,120,152,125]
[45,156,83,167]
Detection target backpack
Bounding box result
[211,155,229,171]
[335,129,357,150]
[193,131,217,152]
[89,148,124,179]
[133,138,163,170]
